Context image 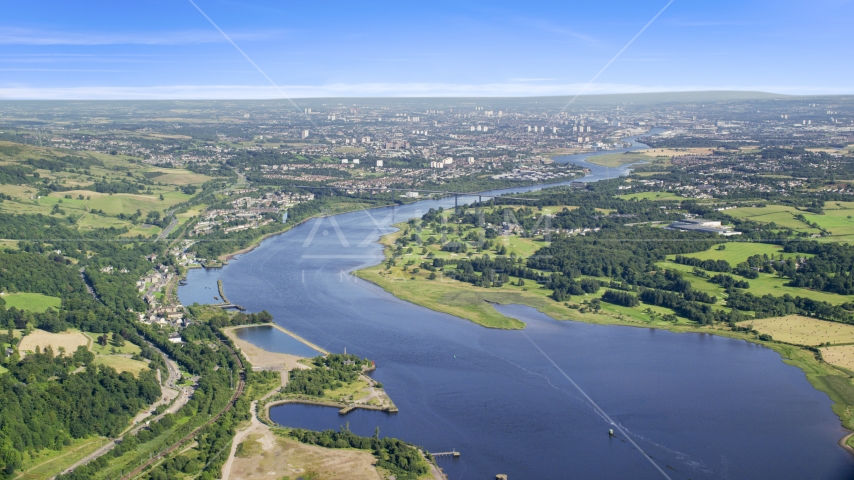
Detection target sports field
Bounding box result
[739,315,854,346]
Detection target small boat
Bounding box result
[214,296,219,300]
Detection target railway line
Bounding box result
[120,339,245,480]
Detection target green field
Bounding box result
[584,153,650,168]
[44,190,191,216]
[17,436,111,480]
[145,168,213,186]
[801,209,854,237]
[725,205,819,230]
[357,219,703,330]
[84,331,142,355]
[93,355,149,375]
[615,191,683,201]
[661,261,854,305]
[725,203,854,241]
[1,292,61,312]
[669,242,808,265]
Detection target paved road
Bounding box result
[120,342,245,480]
[55,342,193,478]
[156,210,179,241]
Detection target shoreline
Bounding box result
[225,323,329,356]
[180,132,854,459]
[353,221,854,454]
[263,397,398,422]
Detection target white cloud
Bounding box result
[0,27,279,45]
[0,82,850,100]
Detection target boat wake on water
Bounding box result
[521,331,674,480]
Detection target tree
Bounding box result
[111,332,126,347]
[72,345,94,365]
[97,334,108,346]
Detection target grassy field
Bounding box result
[671,242,807,265]
[19,329,89,355]
[801,209,854,237]
[45,190,191,216]
[1,292,61,312]
[84,331,142,355]
[739,315,854,346]
[615,191,683,201]
[93,355,149,375]
[17,436,111,480]
[333,146,366,154]
[661,260,854,305]
[145,168,212,186]
[0,139,218,237]
[637,147,715,158]
[821,346,854,372]
[357,219,702,330]
[724,205,827,233]
[176,204,208,227]
[584,153,650,168]
[323,378,372,403]
[724,202,854,239]
[540,205,579,215]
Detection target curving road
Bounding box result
[55,342,192,478]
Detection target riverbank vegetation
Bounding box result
[288,427,431,480]
[355,180,854,446]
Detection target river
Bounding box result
[180,133,854,479]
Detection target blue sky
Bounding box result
[1,0,852,99]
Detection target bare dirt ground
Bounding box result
[226,419,382,480]
[223,327,308,373]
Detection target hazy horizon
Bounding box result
[2,0,852,99]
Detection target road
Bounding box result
[56,341,193,478]
[155,209,179,241]
[119,341,245,480]
[220,399,261,480]
[78,267,99,301]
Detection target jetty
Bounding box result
[215,280,246,311]
[217,280,229,304]
[432,451,460,458]
[217,303,246,311]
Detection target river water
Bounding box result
[180,133,854,479]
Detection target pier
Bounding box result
[214,280,245,310]
[217,279,229,304]
[432,451,460,458]
[217,303,246,311]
